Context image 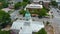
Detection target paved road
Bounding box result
[50,8,60,34]
[50,8,60,24]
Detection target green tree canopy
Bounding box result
[2,2,8,8]
[0,0,5,2]
[14,2,21,9]
[0,30,10,34]
[51,1,58,7]
[38,8,47,17]
[19,10,26,17]
[14,2,27,9]
[23,0,31,4]
[23,0,28,2]
[0,0,8,9]
[33,28,47,34]
[37,28,47,34]
[0,10,11,28]
[21,2,27,8]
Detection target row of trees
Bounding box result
[0,0,30,9]
[19,8,48,18]
[14,2,27,9]
[14,0,31,9]
[38,8,47,18]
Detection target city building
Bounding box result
[10,10,44,34]
[25,3,43,10]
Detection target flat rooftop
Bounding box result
[26,3,43,9]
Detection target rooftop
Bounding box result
[11,19,44,34]
[2,8,11,13]
[26,3,43,9]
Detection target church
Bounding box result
[10,10,44,34]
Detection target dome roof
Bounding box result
[25,10,31,20]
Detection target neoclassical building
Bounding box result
[10,10,44,34]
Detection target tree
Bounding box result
[51,1,58,7]
[38,8,47,18]
[37,28,47,34]
[33,28,47,34]
[21,2,27,8]
[2,2,8,8]
[0,10,11,28]
[19,10,26,17]
[23,0,29,2]
[0,0,8,9]
[23,0,31,4]
[14,2,21,9]
[43,6,50,12]
[0,30,10,34]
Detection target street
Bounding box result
[50,8,60,34]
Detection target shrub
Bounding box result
[0,30,10,34]
[33,28,47,34]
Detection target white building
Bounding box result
[24,3,43,11]
[10,10,44,34]
[26,3,43,9]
